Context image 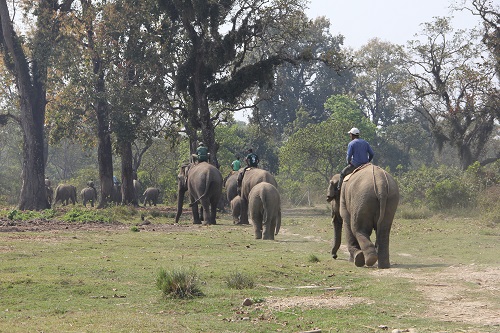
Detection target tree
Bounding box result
[354,38,408,127]
[0,0,74,210]
[253,17,354,136]
[158,0,335,167]
[406,17,499,170]
[279,95,375,201]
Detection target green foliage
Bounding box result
[425,178,472,210]
[6,209,57,221]
[156,268,204,299]
[224,272,255,290]
[396,204,433,220]
[130,226,139,232]
[61,208,112,223]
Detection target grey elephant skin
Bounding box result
[225,171,240,222]
[81,187,97,207]
[327,164,399,269]
[248,182,281,240]
[143,187,160,206]
[238,168,277,225]
[230,195,241,224]
[133,180,142,203]
[176,162,223,225]
[53,184,78,206]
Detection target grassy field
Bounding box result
[0,205,498,333]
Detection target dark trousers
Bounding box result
[338,163,357,190]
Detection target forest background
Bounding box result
[0,0,498,219]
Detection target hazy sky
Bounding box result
[306,0,482,49]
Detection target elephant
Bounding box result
[237,168,278,225]
[110,184,121,205]
[53,184,78,206]
[143,187,160,206]
[230,195,241,224]
[248,182,281,240]
[326,164,399,269]
[225,171,240,221]
[81,187,97,207]
[175,162,223,225]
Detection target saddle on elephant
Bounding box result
[343,163,372,183]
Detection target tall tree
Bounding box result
[253,16,353,136]
[354,38,408,127]
[158,0,333,167]
[406,17,499,170]
[0,0,74,210]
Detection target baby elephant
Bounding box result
[230,195,241,224]
[143,187,160,206]
[248,182,281,240]
[81,187,97,207]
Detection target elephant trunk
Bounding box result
[175,185,186,223]
[331,213,342,259]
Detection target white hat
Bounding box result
[348,127,360,135]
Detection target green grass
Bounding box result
[0,206,498,332]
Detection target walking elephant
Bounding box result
[81,187,97,207]
[248,182,281,240]
[237,168,277,225]
[54,184,77,206]
[143,187,160,206]
[326,164,399,269]
[175,162,223,225]
[230,195,241,224]
[225,171,240,222]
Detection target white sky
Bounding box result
[306,0,483,49]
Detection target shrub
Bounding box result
[156,268,203,299]
[224,272,255,290]
[62,208,111,223]
[396,204,433,220]
[425,178,473,210]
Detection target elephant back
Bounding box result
[343,165,399,203]
[240,168,277,200]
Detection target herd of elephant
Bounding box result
[45,162,400,269]
[175,161,400,269]
[45,180,161,208]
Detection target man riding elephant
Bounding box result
[337,127,374,193]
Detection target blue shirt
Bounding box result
[346,138,374,167]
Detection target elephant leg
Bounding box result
[200,200,212,225]
[191,200,202,224]
[238,199,250,225]
[344,220,363,265]
[253,213,263,239]
[210,201,218,225]
[375,220,393,269]
[263,216,275,240]
[355,227,378,267]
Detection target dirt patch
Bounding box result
[373,264,500,327]
[261,294,367,310]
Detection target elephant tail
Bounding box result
[275,208,281,235]
[189,176,212,207]
[373,166,389,229]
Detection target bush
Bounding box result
[477,184,500,225]
[62,208,112,223]
[156,268,203,299]
[426,178,473,210]
[224,272,255,290]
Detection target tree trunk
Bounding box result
[96,100,114,208]
[120,141,137,206]
[0,0,52,210]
